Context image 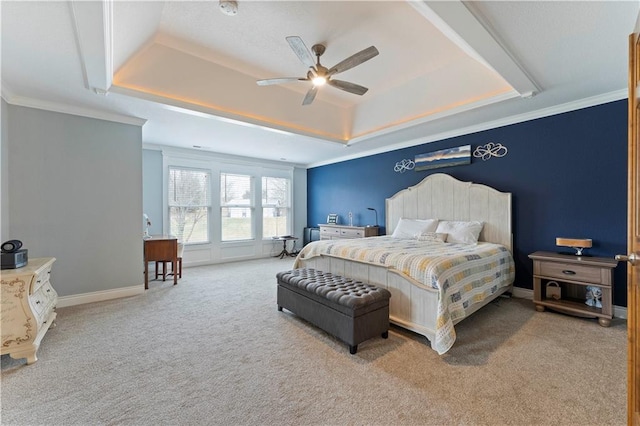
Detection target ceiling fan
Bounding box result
[257,36,379,106]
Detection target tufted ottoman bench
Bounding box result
[276,268,391,354]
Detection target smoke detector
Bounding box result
[219,0,238,16]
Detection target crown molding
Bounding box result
[145,143,303,169]
[348,90,519,146]
[2,91,146,127]
[308,89,628,168]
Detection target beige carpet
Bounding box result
[1,257,627,425]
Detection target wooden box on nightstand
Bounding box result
[528,251,618,327]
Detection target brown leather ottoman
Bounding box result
[276,268,391,354]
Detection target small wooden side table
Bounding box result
[528,251,618,326]
[144,236,178,289]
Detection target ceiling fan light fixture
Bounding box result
[219,0,238,16]
[312,76,327,86]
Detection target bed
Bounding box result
[293,173,515,354]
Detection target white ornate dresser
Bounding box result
[1,257,58,364]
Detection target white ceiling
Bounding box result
[2,1,638,167]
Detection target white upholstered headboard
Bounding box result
[385,173,513,252]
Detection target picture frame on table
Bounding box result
[327,214,339,224]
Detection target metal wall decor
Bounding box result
[473,142,508,161]
[394,159,415,173]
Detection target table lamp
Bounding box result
[143,213,151,238]
[556,237,592,256]
[366,207,378,227]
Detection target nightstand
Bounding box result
[528,251,618,326]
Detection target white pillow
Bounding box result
[391,218,439,239]
[416,232,448,243]
[436,220,483,244]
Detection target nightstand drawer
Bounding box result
[539,261,606,285]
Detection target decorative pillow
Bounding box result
[416,232,448,243]
[435,220,484,244]
[391,218,439,239]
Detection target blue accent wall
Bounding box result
[307,100,628,306]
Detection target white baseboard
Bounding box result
[57,285,144,308]
[510,286,627,320]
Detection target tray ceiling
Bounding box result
[1,1,637,166]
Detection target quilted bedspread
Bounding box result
[294,236,515,354]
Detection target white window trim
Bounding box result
[168,165,212,245]
[220,172,255,242]
[162,149,295,248]
[261,175,292,239]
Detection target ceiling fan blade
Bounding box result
[302,86,318,106]
[328,46,379,76]
[328,79,368,96]
[257,77,305,86]
[286,36,316,69]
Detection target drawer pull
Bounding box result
[37,280,41,283]
[47,289,51,292]
[36,300,41,304]
[562,270,576,275]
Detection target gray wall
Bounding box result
[142,149,163,235]
[293,166,307,245]
[5,105,143,297]
[1,99,9,241]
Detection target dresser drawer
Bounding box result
[539,261,606,285]
[30,286,49,319]
[340,228,364,238]
[40,281,57,307]
[31,265,53,295]
[320,227,341,238]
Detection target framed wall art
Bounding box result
[415,144,471,171]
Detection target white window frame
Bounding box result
[261,175,292,239]
[167,166,212,245]
[161,149,296,258]
[220,172,255,242]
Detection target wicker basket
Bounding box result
[546,281,561,300]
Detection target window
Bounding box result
[168,167,211,244]
[262,176,290,238]
[221,173,253,241]
[162,153,294,249]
